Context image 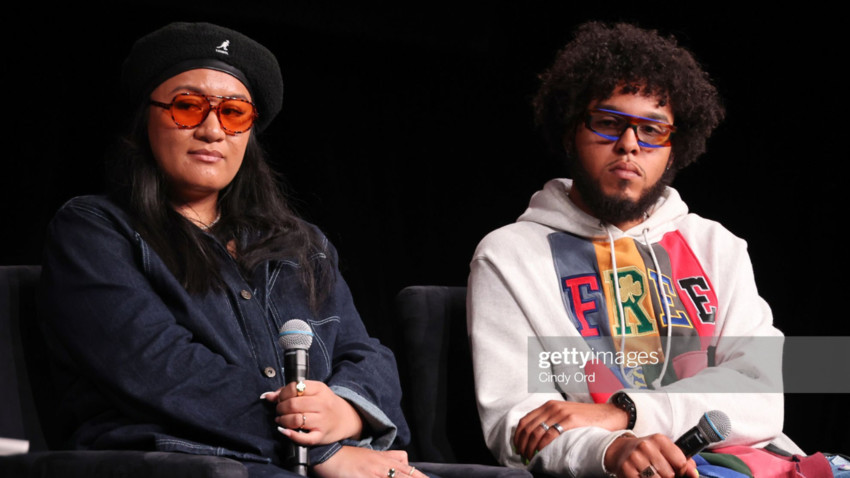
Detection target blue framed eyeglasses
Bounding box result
[585,108,676,148]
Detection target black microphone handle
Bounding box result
[284,349,309,383]
[674,425,711,458]
[284,349,309,476]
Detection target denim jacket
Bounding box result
[39,195,408,467]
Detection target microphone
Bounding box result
[674,410,731,458]
[278,319,314,476]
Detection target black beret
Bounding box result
[121,22,283,133]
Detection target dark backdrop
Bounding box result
[5,3,847,456]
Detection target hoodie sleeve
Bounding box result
[468,240,630,477]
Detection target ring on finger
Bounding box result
[408,466,416,476]
[539,421,550,431]
[552,423,565,434]
[640,465,657,477]
[301,414,306,428]
[296,380,306,396]
[388,468,396,478]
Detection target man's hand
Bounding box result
[514,400,629,461]
[604,434,698,478]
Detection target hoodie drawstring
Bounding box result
[606,227,673,390]
[642,229,673,390]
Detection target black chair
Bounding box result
[0,265,248,477]
[394,285,496,466]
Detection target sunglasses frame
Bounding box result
[585,108,676,148]
[149,93,259,135]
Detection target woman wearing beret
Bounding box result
[39,22,428,478]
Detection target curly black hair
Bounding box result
[533,22,725,172]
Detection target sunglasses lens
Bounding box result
[171,95,210,128]
[218,99,256,133]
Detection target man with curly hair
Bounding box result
[468,22,802,477]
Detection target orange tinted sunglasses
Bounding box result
[150,93,258,135]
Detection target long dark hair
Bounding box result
[108,102,334,311]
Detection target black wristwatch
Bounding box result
[611,392,636,430]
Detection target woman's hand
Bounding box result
[604,434,698,478]
[514,400,629,461]
[261,380,363,446]
[312,446,429,478]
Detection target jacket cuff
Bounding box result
[330,385,398,450]
[308,442,342,466]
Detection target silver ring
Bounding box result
[552,423,565,434]
[640,465,657,477]
[388,468,396,478]
[408,466,416,476]
[301,414,306,428]
[539,421,550,431]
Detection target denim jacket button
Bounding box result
[263,367,276,378]
[240,289,253,300]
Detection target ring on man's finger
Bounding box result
[388,468,396,478]
[408,466,416,476]
[552,423,564,434]
[539,422,550,431]
[640,465,657,477]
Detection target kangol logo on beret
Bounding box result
[215,40,230,55]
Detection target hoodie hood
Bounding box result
[517,178,689,243]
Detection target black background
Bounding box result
[5,3,847,456]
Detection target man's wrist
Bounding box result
[610,392,637,430]
[602,432,634,477]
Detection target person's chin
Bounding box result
[601,185,642,204]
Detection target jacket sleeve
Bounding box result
[39,199,280,459]
[307,241,410,464]
[468,254,630,478]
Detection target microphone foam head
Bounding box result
[699,410,731,442]
[279,319,314,350]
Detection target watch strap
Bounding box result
[612,392,637,430]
